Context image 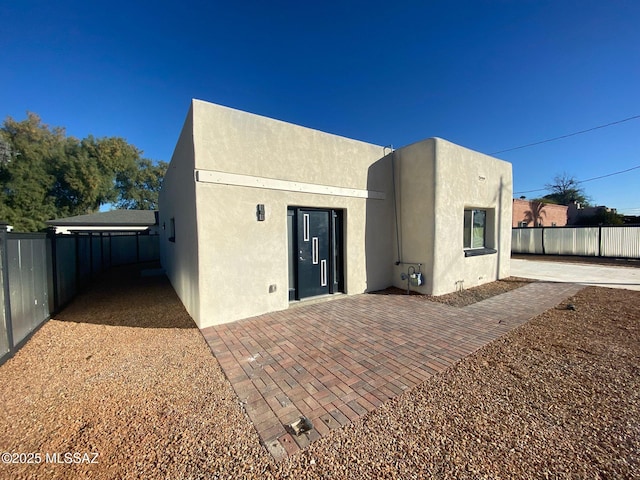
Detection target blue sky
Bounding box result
[2,0,639,214]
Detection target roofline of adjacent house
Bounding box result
[45,221,157,227]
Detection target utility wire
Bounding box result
[491,115,640,155]
[577,164,640,184]
[514,163,640,195]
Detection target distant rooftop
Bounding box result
[47,210,158,227]
[46,210,158,227]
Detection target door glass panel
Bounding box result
[287,210,295,298]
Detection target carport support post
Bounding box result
[74,233,81,292]
[0,224,14,352]
[99,232,104,273]
[47,227,60,313]
[88,232,93,279]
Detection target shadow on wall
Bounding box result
[496,175,505,278]
[364,152,395,293]
[53,262,197,329]
[524,201,546,227]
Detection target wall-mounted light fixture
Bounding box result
[257,204,265,221]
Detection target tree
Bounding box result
[0,137,12,165]
[115,158,168,210]
[0,112,166,231]
[0,113,63,231]
[543,173,590,206]
[574,209,624,226]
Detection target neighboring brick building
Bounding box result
[512,199,568,227]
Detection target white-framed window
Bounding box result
[464,209,486,249]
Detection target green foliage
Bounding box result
[531,196,559,205]
[574,209,624,226]
[115,158,168,210]
[0,112,165,231]
[543,173,590,206]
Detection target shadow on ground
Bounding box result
[53,262,196,329]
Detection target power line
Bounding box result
[491,115,640,155]
[514,163,640,195]
[578,164,640,184]
[514,187,550,194]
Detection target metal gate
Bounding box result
[0,231,49,364]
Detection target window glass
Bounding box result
[472,210,485,248]
[463,210,472,248]
[464,209,486,249]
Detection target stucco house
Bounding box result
[159,99,512,328]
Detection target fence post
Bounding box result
[89,232,94,279]
[541,227,546,255]
[47,228,60,313]
[100,232,104,273]
[74,233,81,291]
[0,224,14,353]
[598,226,602,257]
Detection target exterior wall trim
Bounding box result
[195,169,386,200]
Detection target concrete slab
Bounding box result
[511,259,640,291]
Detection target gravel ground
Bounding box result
[0,264,638,479]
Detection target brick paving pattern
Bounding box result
[200,281,583,459]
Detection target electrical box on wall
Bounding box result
[256,204,265,221]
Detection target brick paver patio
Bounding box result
[200,281,583,459]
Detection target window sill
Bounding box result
[464,248,497,257]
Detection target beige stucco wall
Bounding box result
[433,138,512,294]
[190,100,394,327]
[391,138,512,295]
[191,100,384,189]
[158,105,201,322]
[160,100,512,328]
[390,139,437,290]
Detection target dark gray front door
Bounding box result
[297,209,330,298]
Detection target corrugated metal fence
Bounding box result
[0,229,159,365]
[512,225,640,258]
